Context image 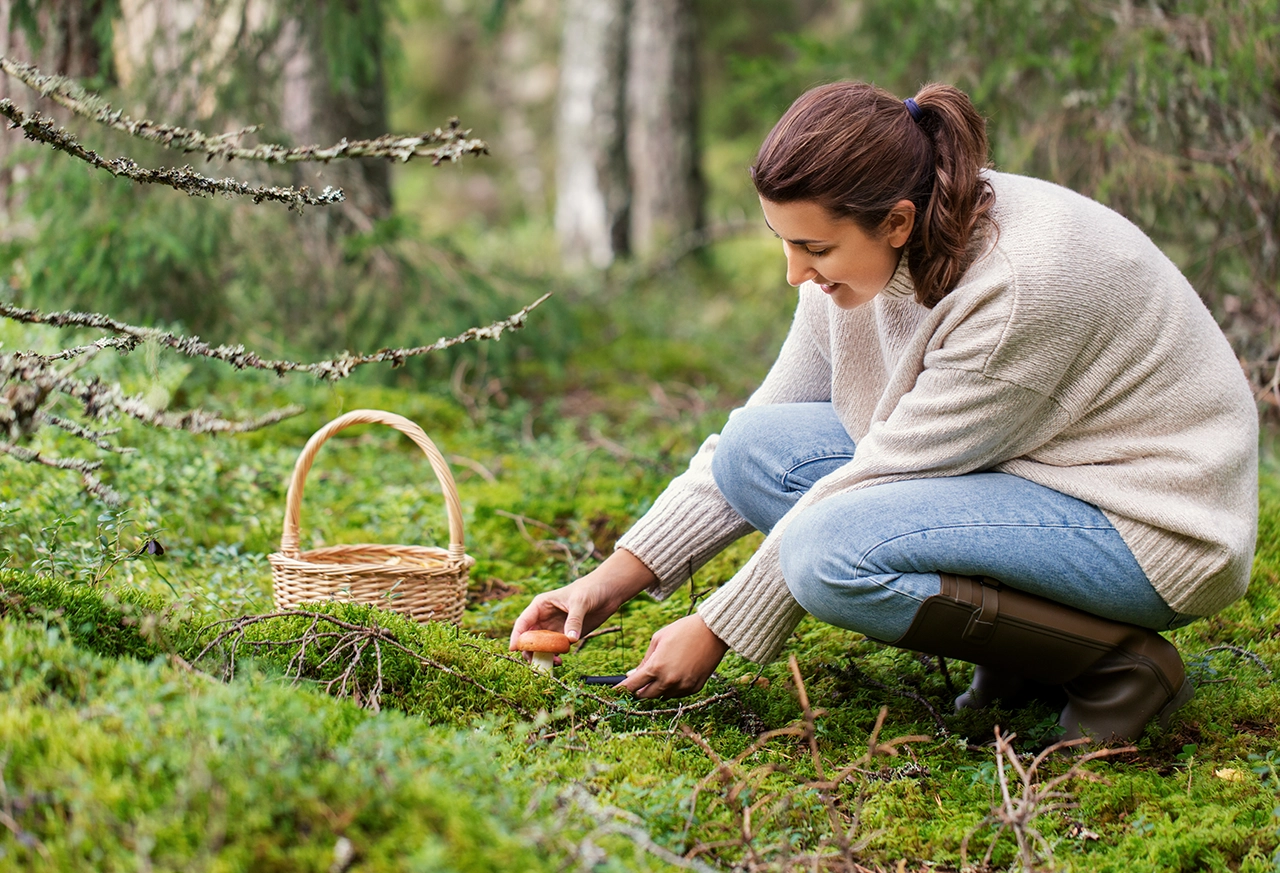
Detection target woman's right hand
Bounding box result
[509,549,658,648]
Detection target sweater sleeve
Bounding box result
[698,364,1071,663]
[615,292,833,598]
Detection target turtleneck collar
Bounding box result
[879,249,917,300]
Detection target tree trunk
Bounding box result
[111,0,392,232]
[275,10,392,235]
[554,0,630,270]
[626,0,701,259]
[490,0,560,218]
[0,0,110,217]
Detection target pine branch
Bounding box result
[0,56,488,166]
[0,99,343,209]
[1,293,552,381]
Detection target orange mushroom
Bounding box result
[516,629,572,674]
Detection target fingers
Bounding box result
[508,593,567,650]
[616,615,728,699]
[562,605,586,643]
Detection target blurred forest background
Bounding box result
[1,0,1277,417]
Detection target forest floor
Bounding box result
[1,329,1278,872]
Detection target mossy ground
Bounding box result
[2,358,1278,872]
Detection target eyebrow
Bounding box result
[762,217,828,247]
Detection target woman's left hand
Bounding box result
[619,613,730,699]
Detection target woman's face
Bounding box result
[758,197,914,310]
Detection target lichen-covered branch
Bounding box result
[36,412,129,453]
[0,293,549,502]
[0,99,344,209]
[0,349,302,503]
[1,354,303,441]
[0,56,488,167]
[0,56,515,504]
[1,293,551,381]
[0,439,117,504]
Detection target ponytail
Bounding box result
[752,81,995,307]
[905,84,996,307]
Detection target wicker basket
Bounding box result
[269,409,475,625]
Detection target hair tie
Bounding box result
[904,97,923,123]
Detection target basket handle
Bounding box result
[279,409,467,561]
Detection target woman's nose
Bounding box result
[784,248,816,287]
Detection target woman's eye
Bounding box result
[807,248,829,257]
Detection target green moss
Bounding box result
[0,620,671,871]
[2,371,1279,870]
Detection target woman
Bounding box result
[511,82,1259,744]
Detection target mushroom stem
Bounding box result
[530,652,555,673]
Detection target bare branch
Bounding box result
[0,56,488,167]
[191,610,535,718]
[962,727,1136,871]
[36,412,130,452]
[0,99,343,210]
[0,440,119,504]
[1,293,552,381]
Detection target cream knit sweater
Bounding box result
[615,172,1259,664]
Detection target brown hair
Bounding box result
[752,82,995,307]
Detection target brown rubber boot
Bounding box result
[953,666,1064,713]
[891,574,1193,744]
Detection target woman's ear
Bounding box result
[883,200,916,248]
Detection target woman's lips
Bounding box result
[819,282,839,294]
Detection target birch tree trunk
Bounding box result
[490,0,559,218]
[626,0,701,259]
[554,0,630,270]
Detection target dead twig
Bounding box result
[191,610,534,719]
[837,658,951,738]
[961,727,1136,872]
[1197,644,1271,674]
[574,625,621,652]
[679,656,929,871]
[559,783,719,872]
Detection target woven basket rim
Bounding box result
[276,409,468,560]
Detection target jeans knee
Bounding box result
[711,407,768,506]
[779,502,852,617]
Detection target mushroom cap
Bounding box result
[516,629,572,654]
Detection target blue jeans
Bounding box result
[711,403,1187,642]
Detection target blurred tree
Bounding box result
[627,0,702,259]
[554,0,630,269]
[111,0,393,233]
[489,0,559,218]
[553,0,703,268]
[0,0,113,214]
